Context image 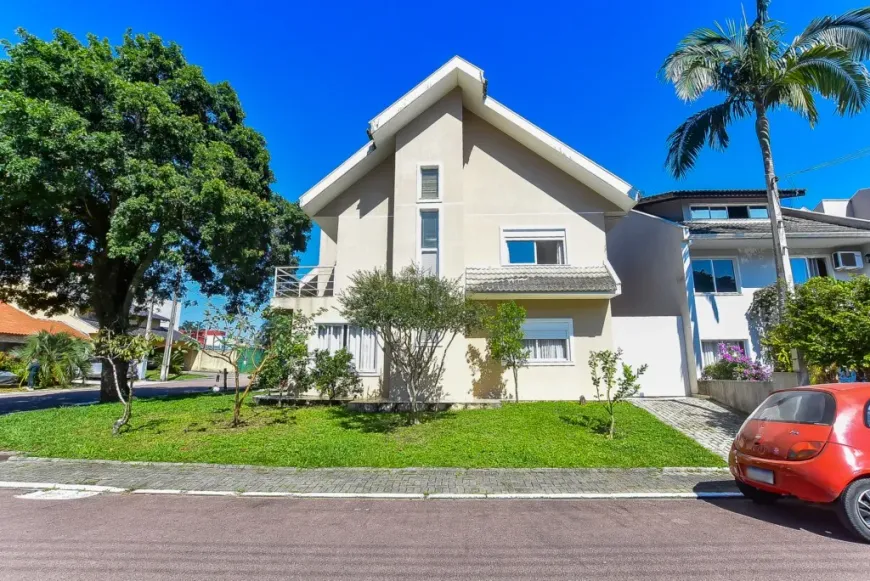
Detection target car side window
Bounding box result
[865,400,870,428]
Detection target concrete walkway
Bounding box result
[632,397,746,459]
[0,457,737,498]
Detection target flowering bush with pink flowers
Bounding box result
[702,343,772,382]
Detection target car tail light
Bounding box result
[787,441,825,461]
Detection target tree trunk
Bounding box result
[512,366,519,402]
[101,359,129,403]
[106,358,133,435]
[753,102,794,310]
[232,369,241,426]
[609,415,615,440]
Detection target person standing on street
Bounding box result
[26,358,40,391]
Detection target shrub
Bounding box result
[13,331,92,388]
[702,343,772,381]
[768,275,870,380]
[311,349,362,400]
[0,352,20,373]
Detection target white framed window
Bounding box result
[316,324,378,373]
[790,256,829,285]
[691,258,739,294]
[689,205,769,220]
[501,228,567,266]
[521,318,573,364]
[417,164,441,201]
[701,340,748,368]
[419,209,440,275]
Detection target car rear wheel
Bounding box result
[736,480,780,505]
[836,478,870,543]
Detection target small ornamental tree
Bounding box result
[769,276,870,380]
[485,302,528,402]
[311,349,362,400]
[204,304,309,426]
[588,349,647,439]
[93,331,152,434]
[339,265,483,424]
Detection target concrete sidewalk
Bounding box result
[0,457,738,498]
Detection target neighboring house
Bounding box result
[0,302,90,351]
[272,57,696,401]
[814,188,870,220]
[185,329,227,349]
[611,189,870,381]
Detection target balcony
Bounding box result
[272,266,336,312]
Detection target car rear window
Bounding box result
[751,390,836,426]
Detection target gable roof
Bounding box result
[0,303,90,340]
[637,189,805,207]
[299,57,637,216]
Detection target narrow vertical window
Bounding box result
[420,167,440,200]
[420,209,439,275]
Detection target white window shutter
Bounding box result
[420,167,439,199]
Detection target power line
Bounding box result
[782,145,870,179]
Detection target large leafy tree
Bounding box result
[662,1,870,307]
[0,30,310,400]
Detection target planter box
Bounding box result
[698,373,800,414]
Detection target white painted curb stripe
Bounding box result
[0,481,743,500]
[0,481,126,493]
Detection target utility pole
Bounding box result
[159,274,182,382]
[138,296,155,380]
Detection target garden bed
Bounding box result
[0,394,723,468]
[254,395,502,413]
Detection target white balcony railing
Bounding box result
[273,266,335,298]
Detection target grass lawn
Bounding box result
[144,370,206,381]
[0,395,724,468]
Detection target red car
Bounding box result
[729,384,870,542]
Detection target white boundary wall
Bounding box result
[612,316,690,397]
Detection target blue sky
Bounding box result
[5,0,870,321]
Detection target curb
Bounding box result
[0,481,741,500]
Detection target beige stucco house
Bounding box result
[272,57,695,401]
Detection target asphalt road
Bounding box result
[0,376,248,414]
[1,492,868,580]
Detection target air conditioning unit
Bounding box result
[832,251,863,271]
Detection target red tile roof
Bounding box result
[0,303,90,340]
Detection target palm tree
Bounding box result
[14,331,93,388]
[662,0,870,306]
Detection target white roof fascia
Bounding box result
[476,97,636,212]
[299,56,636,217]
[367,56,485,142]
[603,259,622,297]
[298,142,378,216]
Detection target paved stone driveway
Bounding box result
[0,457,735,496]
[631,397,746,459]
